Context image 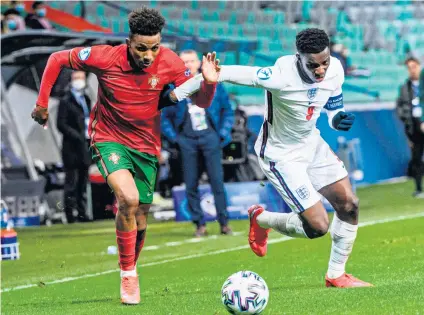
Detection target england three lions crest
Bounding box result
[148,75,160,89]
[296,185,310,200]
[307,88,317,100]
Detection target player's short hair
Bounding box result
[128,7,165,37]
[296,28,330,54]
[404,56,420,65]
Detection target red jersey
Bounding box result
[69,44,191,156]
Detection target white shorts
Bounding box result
[258,136,348,213]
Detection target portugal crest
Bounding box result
[108,152,120,165]
[148,74,160,89]
[307,88,317,100]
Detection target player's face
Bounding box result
[299,47,331,83]
[179,52,201,75]
[127,33,161,69]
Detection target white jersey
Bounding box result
[175,54,349,211]
[219,55,345,160]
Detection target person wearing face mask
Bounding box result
[3,8,25,33]
[11,1,25,14]
[397,57,424,198]
[176,28,373,289]
[25,1,53,30]
[56,71,92,223]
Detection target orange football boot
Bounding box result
[325,273,373,288]
[247,205,270,257]
[120,275,140,304]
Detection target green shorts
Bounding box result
[91,142,158,204]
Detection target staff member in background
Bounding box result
[2,8,25,33]
[57,71,92,223]
[396,57,424,198]
[25,1,53,30]
[161,49,234,237]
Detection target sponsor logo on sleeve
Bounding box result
[78,47,92,61]
[256,67,273,80]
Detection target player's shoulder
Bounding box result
[158,46,187,72]
[81,44,122,56]
[74,44,124,67]
[274,55,297,70]
[327,56,344,79]
[273,55,298,85]
[159,46,182,64]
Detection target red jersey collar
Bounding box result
[119,44,134,72]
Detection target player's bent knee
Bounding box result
[337,195,359,218]
[303,218,329,239]
[137,204,151,215]
[116,194,139,217]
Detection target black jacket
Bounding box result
[396,79,423,142]
[25,14,53,30]
[57,90,92,168]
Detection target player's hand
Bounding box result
[31,105,49,126]
[201,52,221,84]
[332,112,355,131]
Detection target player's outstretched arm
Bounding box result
[218,65,281,90]
[169,52,220,108]
[32,46,107,126]
[172,53,281,103]
[31,50,72,126]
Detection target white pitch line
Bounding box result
[2,212,424,293]
[143,231,245,250]
[143,245,160,251]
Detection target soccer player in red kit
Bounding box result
[31,7,220,304]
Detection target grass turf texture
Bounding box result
[2,180,424,314]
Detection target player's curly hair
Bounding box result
[295,28,329,54]
[128,7,165,37]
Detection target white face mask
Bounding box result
[71,79,86,91]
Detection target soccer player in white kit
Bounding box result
[174,28,372,288]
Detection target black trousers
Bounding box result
[64,166,89,222]
[410,141,424,192]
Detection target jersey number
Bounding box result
[306,106,315,121]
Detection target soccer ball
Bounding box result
[221,270,269,314]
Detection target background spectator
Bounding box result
[9,1,26,28]
[330,42,370,77]
[161,49,234,237]
[56,71,92,223]
[25,1,53,30]
[2,8,25,33]
[396,57,424,198]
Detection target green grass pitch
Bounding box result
[2,180,424,314]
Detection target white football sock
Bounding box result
[327,214,358,279]
[121,268,137,278]
[256,211,308,238]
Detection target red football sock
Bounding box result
[116,229,137,271]
[134,229,146,264]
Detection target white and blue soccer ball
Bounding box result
[221,270,269,314]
